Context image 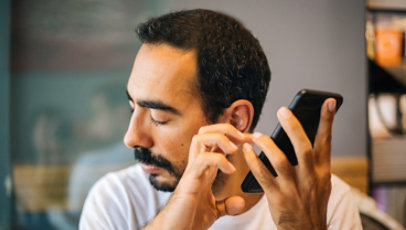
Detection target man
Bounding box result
[80,9,362,229]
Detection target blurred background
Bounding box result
[0,0,405,229]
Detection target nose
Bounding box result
[124,109,153,149]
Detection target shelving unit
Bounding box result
[366,0,406,226]
[367,0,406,184]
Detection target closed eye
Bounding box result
[150,115,168,126]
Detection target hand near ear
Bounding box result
[143,100,255,230]
[242,98,336,230]
[144,124,248,230]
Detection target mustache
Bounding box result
[133,147,175,173]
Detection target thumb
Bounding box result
[216,196,245,217]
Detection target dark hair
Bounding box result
[136,9,271,130]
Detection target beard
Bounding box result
[134,146,183,192]
[134,146,231,194]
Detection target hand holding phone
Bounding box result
[241,89,343,193]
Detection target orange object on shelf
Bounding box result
[375,28,403,67]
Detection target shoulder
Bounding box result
[330,174,351,198]
[327,175,362,229]
[80,164,171,229]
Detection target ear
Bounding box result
[216,99,254,133]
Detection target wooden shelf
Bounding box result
[371,137,406,183]
[367,0,406,11]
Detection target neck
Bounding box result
[212,149,263,213]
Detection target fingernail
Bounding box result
[328,100,336,113]
[243,143,253,152]
[278,107,291,119]
[253,132,262,139]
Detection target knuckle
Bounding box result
[303,175,317,187]
[254,133,272,147]
[273,156,290,171]
[191,135,202,146]
[223,123,234,130]
[217,133,229,142]
[300,146,313,160]
[212,134,228,148]
[258,133,270,142]
[321,133,332,145]
[290,121,303,134]
[319,171,331,183]
[198,126,209,134]
[279,163,294,176]
[191,134,200,143]
[299,140,313,154]
[195,153,205,162]
[255,169,271,185]
[212,153,224,161]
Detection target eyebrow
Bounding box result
[126,90,181,115]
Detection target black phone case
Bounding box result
[241,89,343,193]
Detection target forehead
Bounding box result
[127,43,199,104]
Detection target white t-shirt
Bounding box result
[80,164,362,229]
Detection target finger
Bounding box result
[198,123,247,143]
[242,143,279,190]
[189,152,236,178]
[276,107,314,174]
[190,133,239,159]
[216,196,245,217]
[249,133,296,180]
[314,98,336,166]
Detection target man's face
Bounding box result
[125,43,209,191]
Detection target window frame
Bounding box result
[1,0,12,229]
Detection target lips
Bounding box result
[140,163,163,174]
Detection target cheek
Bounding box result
[159,138,190,175]
[155,131,191,163]
[152,110,208,168]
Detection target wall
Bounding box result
[168,0,367,156]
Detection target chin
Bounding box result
[149,174,179,192]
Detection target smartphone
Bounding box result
[241,89,343,193]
